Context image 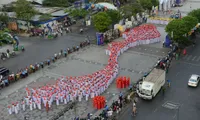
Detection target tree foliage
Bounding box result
[182,16,198,31]
[65,8,89,19]
[39,14,53,21]
[165,19,190,44]
[92,12,112,32]
[120,2,143,18]
[188,9,200,22]
[43,0,70,7]
[14,0,37,22]
[138,0,153,10]
[151,0,159,6]
[106,10,121,24]
[0,29,12,42]
[0,13,9,24]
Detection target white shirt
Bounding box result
[108,110,113,116]
[133,102,136,107]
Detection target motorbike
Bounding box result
[1,52,8,60]
[80,28,83,34]
[10,51,16,57]
[21,46,25,52]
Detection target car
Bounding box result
[0,67,9,77]
[188,74,200,87]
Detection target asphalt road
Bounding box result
[119,35,200,120]
[0,25,96,73]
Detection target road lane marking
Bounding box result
[186,55,192,61]
[162,101,180,109]
[179,61,200,67]
[192,56,197,61]
[182,54,188,59]
[153,108,157,112]
[173,114,177,119]
[196,56,200,61]
[176,72,179,76]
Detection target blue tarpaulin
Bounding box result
[164,35,171,48]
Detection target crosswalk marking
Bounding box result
[182,55,200,62]
[162,101,180,110]
[186,55,193,61]
[196,56,200,61]
[192,56,197,61]
[183,54,188,60]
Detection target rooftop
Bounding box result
[0,0,43,6]
[51,10,68,17]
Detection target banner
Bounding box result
[96,33,104,45]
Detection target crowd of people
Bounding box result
[0,40,90,90]
[156,43,178,72]
[6,24,161,120]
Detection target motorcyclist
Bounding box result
[40,62,44,68]
[47,59,50,66]
[67,47,70,54]
[21,46,25,52]
[73,46,76,52]
[60,49,63,55]
[76,45,79,51]
[52,57,55,62]
[63,50,67,57]
[80,42,83,48]
[87,40,90,45]
[54,53,57,60]
[6,49,10,54]
[80,28,83,34]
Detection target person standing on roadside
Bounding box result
[132,101,137,116]
[167,79,171,87]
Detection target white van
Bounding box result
[137,68,166,100]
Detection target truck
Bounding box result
[136,68,166,100]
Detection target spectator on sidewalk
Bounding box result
[107,108,113,117]
[119,91,123,102]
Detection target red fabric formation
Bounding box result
[9,24,161,109]
[93,96,105,109]
[116,76,130,89]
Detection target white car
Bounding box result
[188,74,200,87]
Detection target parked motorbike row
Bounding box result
[0,46,25,61]
[1,40,90,89]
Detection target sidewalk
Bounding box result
[170,0,200,16]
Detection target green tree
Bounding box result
[0,13,9,24]
[188,9,200,22]
[120,2,143,18]
[39,14,53,21]
[14,0,37,29]
[106,10,121,24]
[165,19,190,45]
[138,0,153,11]
[182,16,198,31]
[43,0,69,7]
[65,8,89,19]
[151,0,159,6]
[92,12,112,32]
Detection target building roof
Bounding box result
[33,6,61,14]
[96,2,117,10]
[51,10,69,17]
[0,0,43,5]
